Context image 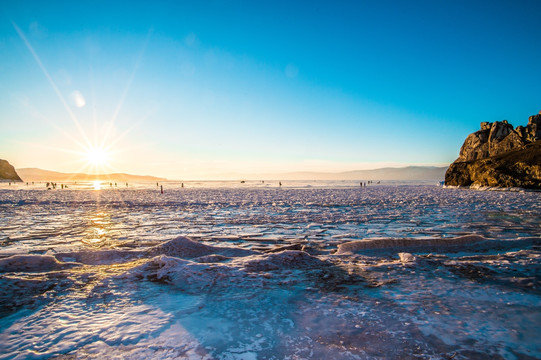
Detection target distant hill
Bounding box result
[0,159,22,182]
[285,166,447,180]
[16,168,167,182]
[15,166,447,182]
[223,166,448,181]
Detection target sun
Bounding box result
[92,180,102,190]
[85,147,109,166]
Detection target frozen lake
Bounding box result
[0,183,540,359]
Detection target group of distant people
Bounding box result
[43,181,128,190]
[46,182,70,189]
[359,180,380,187]
[155,180,284,194]
[4,180,138,189]
[156,182,184,194]
[7,181,35,186]
[45,182,67,190]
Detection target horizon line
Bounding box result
[15,164,450,182]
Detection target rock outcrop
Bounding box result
[0,159,23,182]
[445,111,541,189]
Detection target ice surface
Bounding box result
[0,184,540,359]
[234,250,327,272]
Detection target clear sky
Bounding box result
[1,0,540,179]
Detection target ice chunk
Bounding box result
[335,235,487,255]
[148,236,258,259]
[0,254,79,272]
[148,236,216,258]
[398,252,416,264]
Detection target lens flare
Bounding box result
[85,147,109,166]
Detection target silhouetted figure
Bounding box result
[46,182,50,188]
[279,181,282,187]
[126,182,128,187]
[181,183,184,188]
[157,182,159,187]
[115,183,117,187]
[160,185,164,194]
[26,182,28,186]
[8,182,11,186]
[61,184,64,189]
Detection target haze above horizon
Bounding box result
[1,1,540,179]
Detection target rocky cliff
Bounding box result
[0,159,23,182]
[445,111,541,189]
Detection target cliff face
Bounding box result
[0,160,23,182]
[457,113,540,161]
[445,112,541,189]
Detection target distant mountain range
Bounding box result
[16,168,167,182]
[223,166,448,181]
[15,166,448,182]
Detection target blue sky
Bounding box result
[1,0,540,178]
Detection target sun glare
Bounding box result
[85,147,109,166]
[92,180,101,190]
